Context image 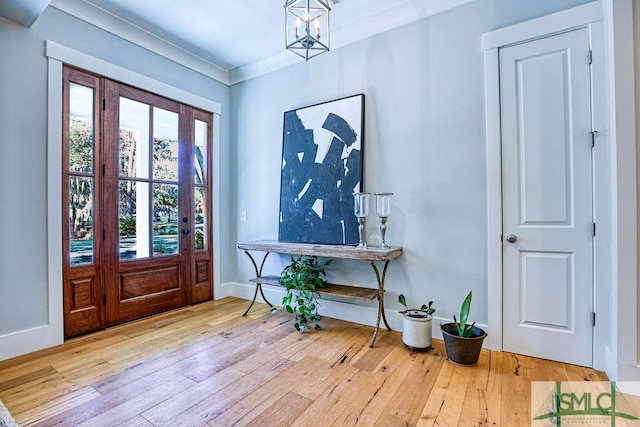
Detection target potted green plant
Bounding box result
[440,291,487,366]
[279,255,332,333]
[398,294,435,350]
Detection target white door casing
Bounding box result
[500,28,593,367]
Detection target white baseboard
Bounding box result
[221,281,491,346]
[603,345,640,393]
[0,324,63,362]
[605,345,617,380]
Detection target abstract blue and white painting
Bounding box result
[279,94,364,245]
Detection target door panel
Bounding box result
[520,251,572,329]
[501,28,593,366]
[191,110,213,303]
[116,258,186,323]
[62,68,104,338]
[103,80,189,326]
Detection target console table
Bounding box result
[237,240,403,347]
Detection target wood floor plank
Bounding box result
[75,375,196,427]
[140,366,246,426]
[0,366,58,393]
[290,357,360,401]
[119,415,156,427]
[3,359,109,413]
[289,364,362,426]
[563,362,603,381]
[31,357,187,426]
[350,329,402,372]
[0,297,609,427]
[499,352,532,426]
[243,392,312,427]
[329,346,419,426]
[375,348,445,426]
[285,319,367,363]
[13,386,101,426]
[458,387,502,427]
[207,355,328,426]
[466,349,492,390]
[154,357,294,427]
[416,358,468,427]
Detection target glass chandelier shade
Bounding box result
[284,0,331,61]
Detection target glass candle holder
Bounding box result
[353,192,371,249]
[374,193,393,248]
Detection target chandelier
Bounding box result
[284,0,331,61]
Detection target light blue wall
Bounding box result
[0,7,230,335]
[0,0,595,345]
[229,0,594,324]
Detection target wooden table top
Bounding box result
[237,240,403,262]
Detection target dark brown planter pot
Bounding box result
[440,323,487,366]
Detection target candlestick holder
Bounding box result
[353,192,371,249]
[374,193,393,248]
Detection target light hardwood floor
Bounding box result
[0,297,611,426]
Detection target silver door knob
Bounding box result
[506,234,517,243]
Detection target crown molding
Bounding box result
[230,0,477,85]
[49,0,477,87]
[50,0,230,85]
[0,0,52,27]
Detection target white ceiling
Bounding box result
[0,0,476,85]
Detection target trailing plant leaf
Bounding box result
[279,255,331,333]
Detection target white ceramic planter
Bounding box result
[401,311,433,349]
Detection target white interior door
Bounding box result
[500,28,593,367]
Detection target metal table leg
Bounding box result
[369,260,392,347]
[242,250,273,316]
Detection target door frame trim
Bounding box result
[482,1,606,368]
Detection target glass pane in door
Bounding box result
[69,84,94,173]
[153,108,179,181]
[194,120,207,184]
[153,183,179,256]
[194,119,208,251]
[69,176,94,265]
[68,83,95,265]
[194,187,206,251]
[119,180,151,260]
[119,98,150,179]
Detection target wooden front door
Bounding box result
[63,67,213,338]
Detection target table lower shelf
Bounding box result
[249,275,379,301]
